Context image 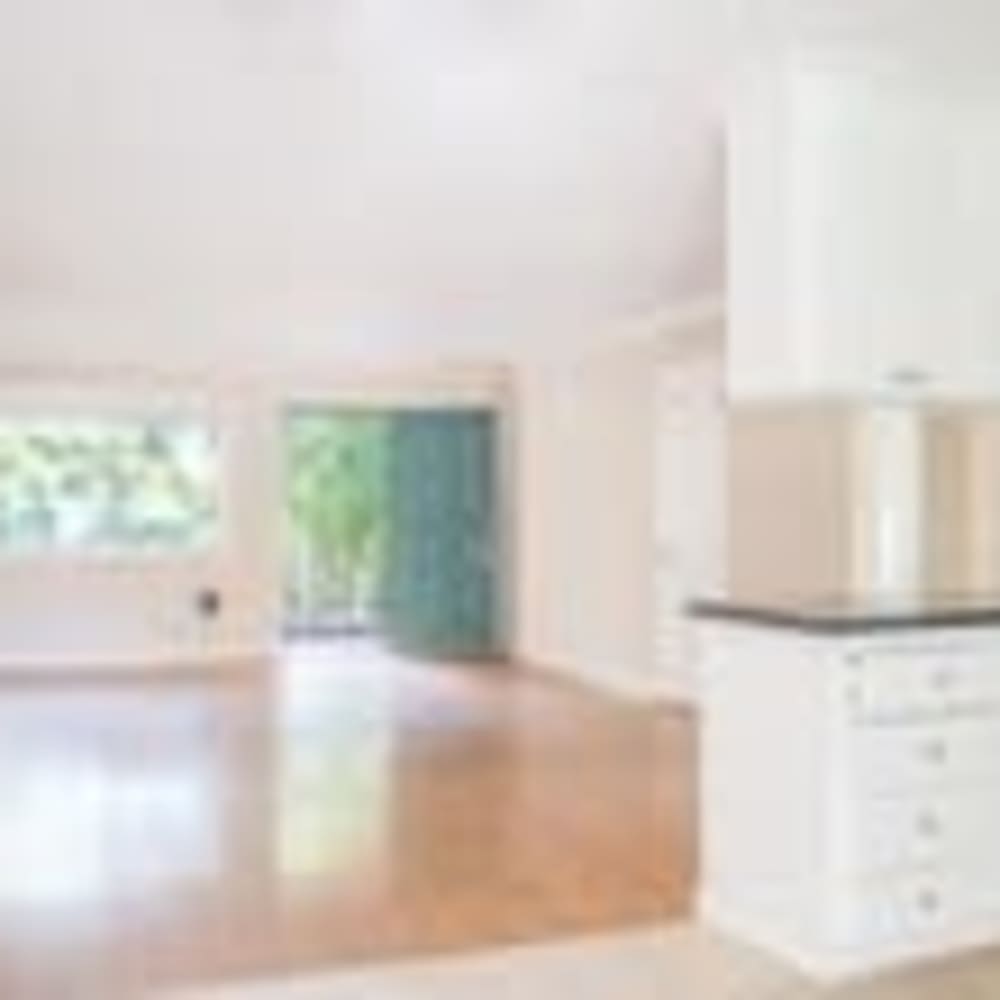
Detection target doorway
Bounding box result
[282,407,503,660]
[284,409,389,639]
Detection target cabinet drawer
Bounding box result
[842,719,1000,794]
[840,644,1000,720]
[836,868,1000,949]
[840,790,1000,875]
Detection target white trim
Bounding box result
[612,295,726,343]
[698,894,844,983]
[582,672,666,704]
[525,657,692,706]
[520,296,727,364]
[586,663,696,705]
[699,892,1000,984]
[0,646,271,675]
[580,295,727,363]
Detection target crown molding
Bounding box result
[612,294,726,341]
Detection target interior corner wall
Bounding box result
[513,339,659,700]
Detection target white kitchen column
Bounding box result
[853,405,927,596]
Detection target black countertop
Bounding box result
[689,593,1000,635]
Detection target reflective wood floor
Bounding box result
[0,643,696,999]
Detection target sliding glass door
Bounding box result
[382,410,501,660]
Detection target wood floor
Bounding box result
[0,642,696,999]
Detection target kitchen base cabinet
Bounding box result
[694,608,1000,981]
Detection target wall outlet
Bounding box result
[195,588,222,621]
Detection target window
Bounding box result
[0,417,220,553]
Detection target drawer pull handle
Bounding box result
[916,888,941,915]
[922,741,949,765]
[931,670,956,692]
[889,367,931,388]
[916,811,942,839]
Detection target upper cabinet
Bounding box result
[728,57,1000,401]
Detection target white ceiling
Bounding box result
[0,0,727,367]
[0,0,996,369]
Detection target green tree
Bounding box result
[286,412,389,626]
[0,419,218,550]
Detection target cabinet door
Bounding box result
[730,63,1000,401]
[951,101,1000,397]
[791,76,960,397]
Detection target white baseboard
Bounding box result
[697,893,836,982]
[699,891,1000,984]
[592,669,687,705]
[523,655,695,708]
[0,645,273,676]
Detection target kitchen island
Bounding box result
[692,594,1000,980]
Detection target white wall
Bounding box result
[513,314,732,702]
[514,335,659,699]
[0,365,508,672]
[0,377,281,670]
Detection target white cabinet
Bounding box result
[699,622,1000,979]
[728,58,1000,401]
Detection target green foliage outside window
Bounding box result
[285,412,389,629]
[0,418,219,551]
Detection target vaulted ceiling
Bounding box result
[0,0,726,367]
[0,0,995,369]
